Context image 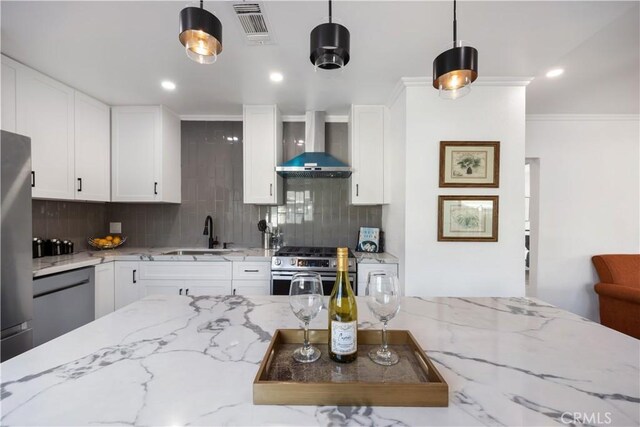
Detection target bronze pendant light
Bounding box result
[432,0,478,99]
[179,0,223,65]
[310,0,350,70]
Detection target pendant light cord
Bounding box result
[453,0,457,48]
[200,0,203,9]
[329,0,332,23]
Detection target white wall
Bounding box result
[525,117,640,320]
[384,83,527,297]
[382,91,406,290]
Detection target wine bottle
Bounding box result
[328,247,358,363]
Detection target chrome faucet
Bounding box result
[203,215,215,249]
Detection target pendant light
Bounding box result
[432,0,478,99]
[309,0,350,70]
[179,0,223,65]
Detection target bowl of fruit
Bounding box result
[88,235,126,250]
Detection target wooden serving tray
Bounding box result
[253,329,448,407]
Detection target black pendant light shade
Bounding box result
[432,0,478,99]
[310,0,350,70]
[179,1,222,65]
[432,45,478,90]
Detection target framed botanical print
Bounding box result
[439,141,500,187]
[438,196,499,242]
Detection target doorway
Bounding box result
[525,158,540,297]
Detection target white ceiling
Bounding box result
[1,1,638,115]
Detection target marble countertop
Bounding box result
[32,247,278,277]
[354,251,399,264]
[33,248,399,277]
[1,295,637,426]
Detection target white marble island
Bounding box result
[1,295,638,426]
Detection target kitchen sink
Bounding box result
[162,249,239,256]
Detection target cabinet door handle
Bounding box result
[269,183,273,196]
[356,184,359,197]
[232,288,236,295]
[77,178,82,192]
[244,269,259,273]
[132,269,137,283]
[31,171,35,188]
[179,288,183,295]
[154,182,158,195]
[185,288,189,296]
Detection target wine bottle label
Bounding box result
[331,320,357,355]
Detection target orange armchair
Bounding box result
[592,255,640,339]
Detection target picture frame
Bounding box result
[356,227,381,253]
[439,141,500,188]
[438,196,499,242]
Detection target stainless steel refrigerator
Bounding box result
[1,130,33,362]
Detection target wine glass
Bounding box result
[366,271,401,365]
[289,272,324,363]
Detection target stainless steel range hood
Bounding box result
[276,111,352,178]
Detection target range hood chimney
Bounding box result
[276,111,352,178]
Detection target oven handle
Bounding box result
[271,273,355,281]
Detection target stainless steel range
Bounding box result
[271,246,357,296]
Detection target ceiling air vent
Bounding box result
[232,2,274,45]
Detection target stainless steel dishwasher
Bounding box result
[33,267,95,346]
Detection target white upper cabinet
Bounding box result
[13,58,76,200]
[2,55,111,202]
[1,56,18,132]
[111,106,181,203]
[349,105,385,205]
[74,91,110,201]
[243,105,283,205]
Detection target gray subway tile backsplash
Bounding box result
[33,121,382,250]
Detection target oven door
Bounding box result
[271,271,357,296]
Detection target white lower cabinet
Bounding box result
[139,262,231,281]
[114,261,141,309]
[233,280,270,296]
[143,284,182,297]
[232,261,270,295]
[186,283,232,296]
[140,262,233,297]
[115,261,271,302]
[357,263,399,297]
[142,282,232,297]
[94,262,115,319]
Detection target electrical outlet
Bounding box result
[110,222,122,234]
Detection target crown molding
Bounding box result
[180,114,349,123]
[526,114,640,122]
[281,114,348,123]
[387,76,534,107]
[400,76,533,87]
[180,114,243,121]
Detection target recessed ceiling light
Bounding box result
[270,72,284,83]
[161,80,176,90]
[545,68,564,78]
